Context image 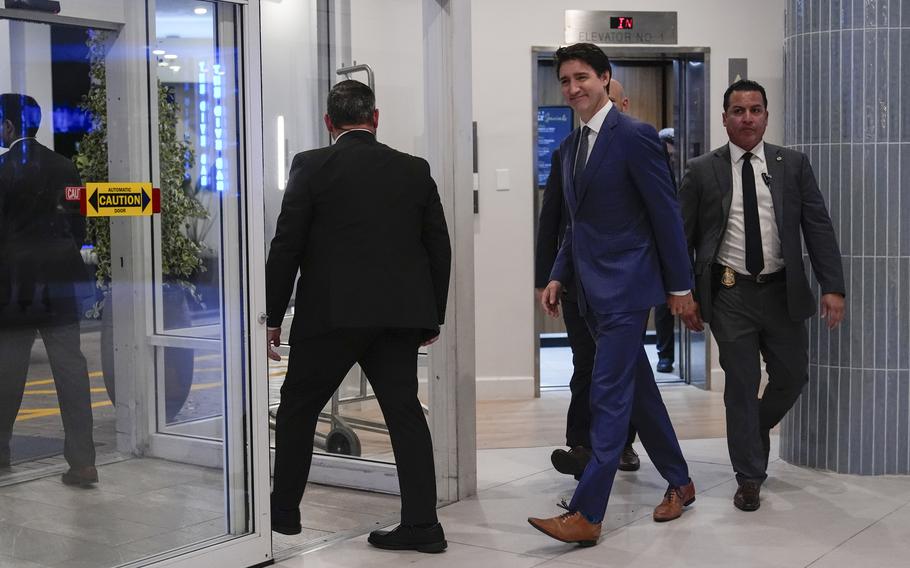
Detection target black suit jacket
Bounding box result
[0,139,86,327]
[265,131,452,342]
[678,142,845,323]
[534,149,571,290]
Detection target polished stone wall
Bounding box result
[779,0,910,474]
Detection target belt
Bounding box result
[713,264,785,285]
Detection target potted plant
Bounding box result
[74,30,208,422]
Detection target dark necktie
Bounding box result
[573,126,591,189]
[741,152,764,276]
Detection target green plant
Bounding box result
[73,30,208,316]
[157,82,207,293]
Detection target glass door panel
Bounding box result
[0,0,270,565]
[262,0,435,509]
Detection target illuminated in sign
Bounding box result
[610,16,633,29]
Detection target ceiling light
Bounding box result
[152,49,166,56]
[158,60,169,67]
[170,65,181,72]
[194,7,208,15]
[164,53,178,60]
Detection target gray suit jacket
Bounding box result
[678,142,845,323]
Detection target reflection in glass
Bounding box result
[0,3,249,564]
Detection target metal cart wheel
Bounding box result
[325,427,361,457]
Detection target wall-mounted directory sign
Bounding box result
[537,105,574,188]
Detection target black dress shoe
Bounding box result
[271,496,302,535]
[551,446,591,479]
[618,445,640,472]
[656,358,674,373]
[61,466,98,487]
[734,480,761,511]
[368,523,447,553]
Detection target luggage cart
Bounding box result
[268,346,429,457]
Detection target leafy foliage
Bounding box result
[73,30,208,315]
[157,83,207,283]
[73,29,110,289]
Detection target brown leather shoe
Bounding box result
[653,480,695,522]
[61,466,98,487]
[528,511,601,546]
[618,445,640,472]
[734,480,761,511]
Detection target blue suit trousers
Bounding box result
[568,309,689,523]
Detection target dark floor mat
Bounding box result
[9,434,65,464]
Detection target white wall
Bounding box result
[260,0,321,243]
[0,20,54,149]
[349,0,424,157]
[472,0,786,398]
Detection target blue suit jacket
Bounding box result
[550,106,692,315]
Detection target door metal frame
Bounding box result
[530,45,712,395]
[295,0,477,505]
[109,0,272,565]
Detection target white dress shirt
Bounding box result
[716,141,784,275]
[576,99,613,165]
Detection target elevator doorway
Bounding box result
[532,46,711,395]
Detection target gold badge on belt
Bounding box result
[721,266,736,288]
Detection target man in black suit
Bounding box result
[0,93,97,485]
[678,80,845,511]
[535,79,643,481]
[266,80,451,553]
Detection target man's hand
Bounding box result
[267,327,282,361]
[666,292,695,316]
[540,281,562,318]
[820,293,845,330]
[681,302,705,332]
[669,292,704,332]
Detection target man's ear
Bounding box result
[372,108,379,129]
[323,113,333,133]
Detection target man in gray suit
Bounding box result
[678,80,845,512]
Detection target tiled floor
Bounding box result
[0,458,226,567]
[274,436,910,568]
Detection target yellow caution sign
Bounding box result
[84,182,158,217]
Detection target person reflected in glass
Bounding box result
[0,93,97,486]
[265,80,451,553]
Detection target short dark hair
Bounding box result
[0,93,41,136]
[326,80,375,128]
[554,43,612,79]
[723,80,768,111]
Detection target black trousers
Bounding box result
[0,323,96,468]
[562,296,636,449]
[654,303,675,362]
[271,327,438,525]
[709,278,808,484]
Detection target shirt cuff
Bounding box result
[267,326,281,331]
[668,290,690,296]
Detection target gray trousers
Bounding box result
[710,277,808,484]
[0,324,96,468]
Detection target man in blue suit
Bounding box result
[528,44,696,546]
